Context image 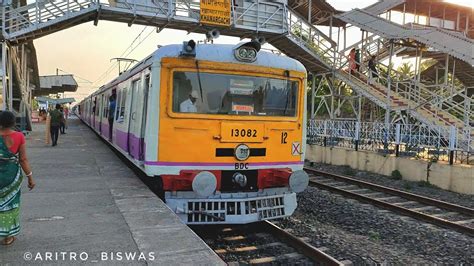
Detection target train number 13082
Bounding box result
[230,129,257,138]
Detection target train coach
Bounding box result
[77,40,309,224]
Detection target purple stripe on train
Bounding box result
[114,130,145,160]
[86,118,145,160]
[144,161,304,166]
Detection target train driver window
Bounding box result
[172,71,299,117]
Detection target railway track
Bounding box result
[192,221,345,265]
[304,167,474,237]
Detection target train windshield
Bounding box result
[172,72,299,117]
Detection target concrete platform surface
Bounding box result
[0,118,224,265]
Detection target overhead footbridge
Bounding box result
[0,0,337,108]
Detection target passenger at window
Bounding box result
[180,90,199,113]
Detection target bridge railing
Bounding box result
[2,0,97,38]
[1,0,289,40]
[307,119,473,165]
[286,7,336,67]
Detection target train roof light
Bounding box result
[180,40,196,57]
[234,41,261,62]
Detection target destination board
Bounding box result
[200,0,231,26]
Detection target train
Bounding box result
[77,40,309,224]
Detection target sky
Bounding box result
[32,0,469,101]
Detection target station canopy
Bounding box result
[36,96,76,105]
[35,74,78,96]
[391,0,473,37]
[288,0,346,27]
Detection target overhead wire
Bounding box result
[91,5,170,87]
[91,25,151,86]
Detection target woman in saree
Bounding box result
[0,111,35,245]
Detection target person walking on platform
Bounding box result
[368,55,378,85]
[0,111,35,245]
[64,106,69,130]
[59,106,66,135]
[49,104,64,146]
[349,48,357,75]
[355,49,361,72]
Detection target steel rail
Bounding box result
[304,167,474,237]
[261,221,343,266]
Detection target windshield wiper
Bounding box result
[195,60,204,102]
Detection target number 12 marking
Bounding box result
[281,132,288,144]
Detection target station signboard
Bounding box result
[200,0,231,26]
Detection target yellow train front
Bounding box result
[78,40,309,224]
[150,41,309,224]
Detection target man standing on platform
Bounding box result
[49,104,64,146]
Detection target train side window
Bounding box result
[103,95,108,118]
[116,89,122,121]
[119,87,127,120]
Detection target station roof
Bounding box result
[36,96,76,104]
[35,74,78,96]
[288,0,346,27]
[391,0,473,25]
[385,1,473,38]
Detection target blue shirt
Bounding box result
[109,100,116,119]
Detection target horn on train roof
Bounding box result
[180,40,196,57]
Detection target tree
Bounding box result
[397,62,414,79]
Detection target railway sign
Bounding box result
[292,142,301,156]
[200,0,231,26]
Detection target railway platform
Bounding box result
[0,118,224,265]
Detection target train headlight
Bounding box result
[289,170,309,193]
[192,171,217,197]
[233,41,260,62]
[232,172,247,187]
[235,47,257,62]
[234,144,250,161]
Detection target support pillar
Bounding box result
[329,15,333,39]
[310,74,316,119]
[385,41,394,124]
[343,26,347,50]
[308,0,312,23]
[417,47,422,83]
[444,54,449,86]
[456,10,461,31]
[427,4,431,26]
[1,41,13,111]
[465,14,469,35]
[402,3,406,25]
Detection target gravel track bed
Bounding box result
[275,187,473,264]
[192,225,311,264]
[308,163,474,208]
